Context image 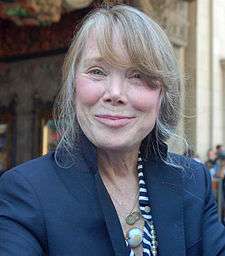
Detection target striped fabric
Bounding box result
[127,155,157,256]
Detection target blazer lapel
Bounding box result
[54,134,130,256]
[53,158,98,212]
[95,172,131,256]
[80,133,133,256]
[143,158,186,256]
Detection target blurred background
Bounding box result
[1,0,225,220]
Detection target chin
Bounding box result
[93,136,140,152]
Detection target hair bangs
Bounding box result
[94,10,167,86]
[92,17,131,68]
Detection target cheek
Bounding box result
[76,76,104,106]
[129,87,161,113]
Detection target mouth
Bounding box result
[95,115,136,128]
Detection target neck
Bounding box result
[97,146,140,183]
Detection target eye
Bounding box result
[129,71,142,80]
[148,76,162,89]
[132,73,141,79]
[88,68,106,76]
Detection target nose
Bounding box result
[102,76,128,106]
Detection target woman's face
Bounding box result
[75,34,162,152]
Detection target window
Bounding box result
[41,118,58,155]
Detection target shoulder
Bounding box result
[0,155,56,253]
[168,152,207,177]
[0,151,91,199]
[2,152,56,175]
[168,152,204,170]
[0,153,61,193]
[168,153,210,200]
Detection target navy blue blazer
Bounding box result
[0,137,225,256]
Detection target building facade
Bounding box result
[184,0,225,160]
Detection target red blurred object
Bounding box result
[0,0,62,26]
[0,8,90,58]
[0,0,96,26]
[51,132,60,141]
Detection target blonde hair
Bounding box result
[54,5,183,167]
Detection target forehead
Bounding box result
[79,30,131,67]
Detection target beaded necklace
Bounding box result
[126,154,158,256]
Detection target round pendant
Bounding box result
[126,227,143,248]
[125,211,141,225]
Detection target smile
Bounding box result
[95,115,136,128]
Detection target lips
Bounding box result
[95,114,135,128]
[96,115,134,120]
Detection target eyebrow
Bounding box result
[79,56,137,72]
[81,57,107,68]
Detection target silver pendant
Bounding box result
[125,211,141,225]
[126,227,143,248]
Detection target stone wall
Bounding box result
[0,54,64,167]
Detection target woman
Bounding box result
[0,5,225,256]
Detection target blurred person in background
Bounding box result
[215,151,225,179]
[214,151,225,225]
[215,144,225,159]
[205,148,218,177]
